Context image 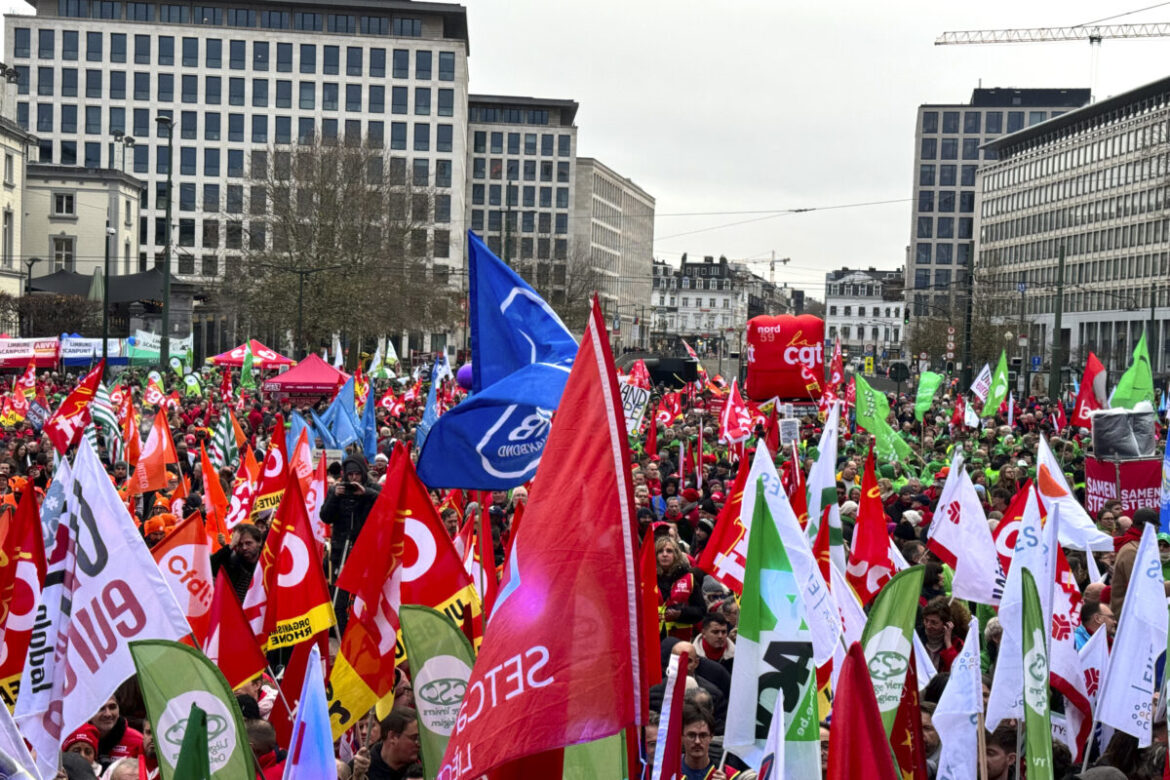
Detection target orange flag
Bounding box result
[151,513,214,641]
[131,414,178,494]
[288,429,327,557]
[230,407,247,448]
[200,443,229,546]
[120,390,141,468]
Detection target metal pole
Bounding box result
[296,271,305,360]
[961,245,974,391]
[158,116,174,369]
[1019,271,1028,398]
[1150,282,1159,375]
[102,220,110,375]
[1048,244,1066,399]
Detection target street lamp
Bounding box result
[24,256,40,337]
[155,114,174,367]
[102,222,115,374]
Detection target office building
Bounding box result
[824,266,904,360]
[907,87,1091,330]
[978,75,1170,375]
[6,0,469,353]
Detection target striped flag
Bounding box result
[209,411,239,469]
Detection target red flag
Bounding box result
[220,368,234,406]
[200,444,229,547]
[250,415,288,524]
[845,447,893,605]
[652,653,689,780]
[0,487,46,706]
[259,477,336,650]
[270,632,329,749]
[951,395,966,430]
[717,378,752,445]
[476,511,498,615]
[763,403,779,456]
[638,530,663,688]
[696,460,749,595]
[628,359,651,390]
[151,513,214,641]
[784,443,809,528]
[812,504,833,585]
[439,299,645,779]
[827,642,899,780]
[45,361,103,453]
[992,481,1035,575]
[644,410,658,460]
[203,569,267,690]
[120,390,142,468]
[130,413,178,494]
[1053,402,1069,433]
[890,649,928,779]
[1071,352,1106,429]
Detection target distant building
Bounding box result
[978,75,1170,375]
[907,87,1091,331]
[824,267,905,359]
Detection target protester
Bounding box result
[88,697,142,768]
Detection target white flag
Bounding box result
[986,488,1054,729]
[1036,435,1112,551]
[0,693,39,780]
[805,403,844,572]
[757,682,786,780]
[970,363,992,401]
[934,618,983,780]
[14,443,190,780]
[1080,625,1109,716]
[927,451,1006,605]
[1096,523,1168,746]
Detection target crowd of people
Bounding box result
[3,361,1166,780]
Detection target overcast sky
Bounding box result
[4,0,1169,299]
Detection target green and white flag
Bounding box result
[914,371,943,422]
[398,605,476,780]
[981,351,1009,417]
[1111,330,1155,410]
[174,703,211,780]
[854,375,912,462]
[860,565,925,736]
[209,410,238,470]
[182,373,203,398]
[240,341,256,389]
[725,479,820,774]
[92,382,118,432]
[130,639,255,780]
[1021,567,1054,779]
[169,356,185,377]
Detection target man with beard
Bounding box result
[211,524,263,601]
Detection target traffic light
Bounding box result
[903,308,910,325]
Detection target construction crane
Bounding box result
[935,23,1170,45]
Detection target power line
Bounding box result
[1075,1,1170,27]
[653,197,910,242]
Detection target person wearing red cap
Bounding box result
[63,723,100,773]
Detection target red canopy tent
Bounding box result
[261,354,349,400]
[207,339,294,368]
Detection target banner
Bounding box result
[1084,457,1161,516]
[744,315,824,402]
[60,338,125,365]
[133,330,194,355]
[619,380,651,435]
[0,339,59,368]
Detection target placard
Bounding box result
[619,380,651,435]
[1083,456,1161,516]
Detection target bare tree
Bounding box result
[214,138,459,356]
[507,242,606,334]
[906,288,1012,368]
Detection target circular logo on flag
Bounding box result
[413,654,472,736]
[157,691,238,772]
[863,626,910,711]
[148,371,163,385]
[1023,627,1048,713]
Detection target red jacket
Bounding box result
[256,750,286,779]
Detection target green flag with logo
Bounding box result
[981,350,1009,417]
[854,375,912,462]
[914,371,943,422]
[182,373,203,398]
[169,356,185,377]
[1112,330,1155,410]
[725,479,820,773]
[173,703,211,780]
[399,605,477,780]
[1021,567,1054,779]
[240,341,256,390]
[130,640,255,780]
[859,565,925,737]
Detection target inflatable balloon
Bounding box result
[744,314,825,401]
[456,363,473,390]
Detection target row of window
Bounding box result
[655,314,737,331]
[984,253,1170,312]
[469,209,569,234]
[468,107,553,127]
[20,68,456,117]
[982,185,1168,244]
[140,219,451,258]
[826,325,900,342]
[921,109,1059,136]
[651,277,733,290]
[827,305,902,318]
[985,117,1169,191]
[912,268,958,291]
[44,6,423,35]
[14,29,456,79]
[472,130,571,157]
[980,218,1170,267]
[916,190,976,214]
[479,234,568,263]
[471,157,570,184]
[915,216,975,241]
[913,242,973,266]
[917,163,977,189]
[920,136,992,162]
[981,155,1170,219]
[471,184,569,209]
[825,283,889,297]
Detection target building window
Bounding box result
[921,138,936,159]
[985,111,1002,134]
[323,46,338,75]
[52,237,75,271]
[415,88,431,115]
[1,210,11,267]
[392,17,421,36]
[438,51,455,81]
[300,44,316,73]
[921,111,937,133]
[158,36,174,65]
[277,43,292,72]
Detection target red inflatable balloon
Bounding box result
[744,315,825,401]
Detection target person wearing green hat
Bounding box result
[1159,533,1170,581]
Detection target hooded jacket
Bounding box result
[320,453,381,560]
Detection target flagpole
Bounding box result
[267,662,298,719]
[976,711,988,780]
[1080,723,1096,772]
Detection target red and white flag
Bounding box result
[14,443,189,780]
[130,413,178,494]
[650,653,689,780]
[845,447,892,605]
[717,378,753,445]
[438,299,646,779]
[1036,436,1111,551]
[1049,520,1091,761]
[378,388,404,418]
[203,569,267,690]
[0,487,46,707]
[1071,352,1107,429]
[44,361,103,453]
[627,359,651,390]
[151,513,214,642]
[927,452,1005,605]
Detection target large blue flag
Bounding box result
[415,354,447,451]
[416,231,578,488]
[282,643,335,780]
[309,408,339,449]
[362,380,378,459]
[324,376,360,449]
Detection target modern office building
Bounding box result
[977,74,1170,376]
[573,156,655,349]
[907,87,1091,332]
[5,0,469,354]
[824,266,904,360]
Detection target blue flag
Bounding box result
[286,410,310,455]
[415,354,448,451]
[282,644,335,780]
[1161,437,1170,533]
[416,231,578,488]
[362,380,378,460]
[309,409,339,449]
[325,377,360,449]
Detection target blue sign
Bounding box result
[1031,355,1042,370]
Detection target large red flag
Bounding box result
[0,487,46,706]
[45,361,103,453]
[151,513,214,641]
[250,415,288,525]
[695,459,749,595]
[827,642,898,780]
[438,299,645,780]
[638,530,663,688]
[203,569,267,690]
[651,653,689,780]
[1071,352,1107,428]
[890,649,928,779]
[845,447,893,605]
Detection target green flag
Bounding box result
[914,371,943,422]
[239,341,256,389]
[174,703,211,780]
[169,356,185,377]
[398,605,477,780]
[182,373,203,398]
[1112,330,1155,409]
[563,734,627,780]
[725,479,820,773]
[981,350,1009,417]
[854,375,912,462]
[130,640,255,780]
[1021,567,1053,779]
[859,565,925,736]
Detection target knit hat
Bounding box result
[839,501,859,518]
[63,723,99,754]
[144,517,167,536]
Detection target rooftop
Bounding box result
[969,87,1090,108]
[468,94,579,124]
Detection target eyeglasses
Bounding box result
[682,732,712,742]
